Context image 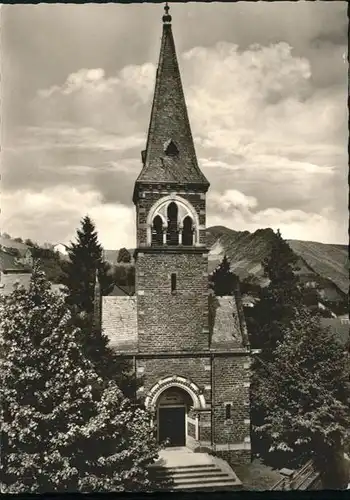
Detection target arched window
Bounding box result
[166,202,178,246]
[182,216,194,246]
[152,215,163,246]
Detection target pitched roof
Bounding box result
[135,13,209,188]
[107,284,135,297]
[0,236,29,254]
[102,296,138,353]
[0,250,32,272]
[210,294,249,350]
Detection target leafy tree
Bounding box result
[117,248,132,264]
[13,237,23,243]
[24,238,35,247]
[113,265,135,294]
[2,232,11,239]
[30,245,65,284]
[62,216,114,316]
[247,229,302,353]
[113,265,128,287]
[209,254,237,296]
[0,264,159,493]
[249,230,309,460]
[252,308,350,488]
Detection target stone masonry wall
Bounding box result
[216,449,251,467]
[212,355,251,445]
[199,411,212,443]
[136,252,210,352]
[137,357,211,397]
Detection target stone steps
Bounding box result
[150,460,242,491]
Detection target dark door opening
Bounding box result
[158,407,186,447]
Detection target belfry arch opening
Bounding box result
[146,195,200,247]
[166,202,179,246]
[182,216,194,246]
[152,215,163,246]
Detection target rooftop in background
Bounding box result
[0,250,32,273]
[0,235,29,251]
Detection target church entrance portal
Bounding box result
[158,407,186,446]
[157,387,193,447]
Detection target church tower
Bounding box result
[133,4,210,353]
[133,7,209,352]
[103,4,251,466]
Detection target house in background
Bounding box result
[0,250,32,296]
[0,236,34,268]
[53,243,68,256]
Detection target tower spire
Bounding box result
[133,2,209,198]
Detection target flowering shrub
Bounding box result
[0,264,159,493]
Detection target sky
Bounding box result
[1,1,348,248]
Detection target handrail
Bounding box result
[271,460,319,491]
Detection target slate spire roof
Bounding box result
[134,3,209,189]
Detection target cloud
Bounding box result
[182,42,346,156]
[207,189,344,244]
[31,64,156,135]
[2,28,347,245]
[209,189,258,213]
[1,186,135,249]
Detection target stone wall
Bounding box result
[136,252,210,352]
[212,355,251,447]
[215,449,252,467]
[137,357,211,396]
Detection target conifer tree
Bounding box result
[252,308,350,488]
[210,254,237,296]
[61,216,136,398]
[0,265,159,493]
[62,215,114,315]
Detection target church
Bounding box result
[99,4,252,465]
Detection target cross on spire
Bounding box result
[162,2,172,24]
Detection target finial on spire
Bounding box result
[162,2,172,24]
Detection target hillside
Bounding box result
[287,239,348,295]
[0,236,30,253]
[0,236,65,284]
[102,226,348,301]
[207,226,348,298]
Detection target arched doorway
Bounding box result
[157,387,193,447]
